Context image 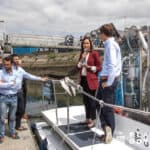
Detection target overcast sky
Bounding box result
[0,0,150,37]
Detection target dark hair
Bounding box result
[11,53,19,63]
[3,56,12,62]
[81,37,93,53]
[99,24,113,37]
[11,54,18,59]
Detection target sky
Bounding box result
[0,0,150,37]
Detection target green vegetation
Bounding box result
[48,53,56,59]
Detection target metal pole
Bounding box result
[0,20,4,47]
[139,47,142,109]
[66,95,70,134]
[42,83,44,105]
[52,80,59,125]
[147,26,150,111]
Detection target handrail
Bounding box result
[63,77,150,117]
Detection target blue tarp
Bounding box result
[13,47,38,55]
[115,79,124,106]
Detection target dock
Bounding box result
[0,119,37,150]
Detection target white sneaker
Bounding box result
[105,126,112,144]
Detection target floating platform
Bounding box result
[42,105,150,150]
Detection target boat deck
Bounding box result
[42,106,143,150]
[0,119,37,150]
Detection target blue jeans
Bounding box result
[0,95,17,138]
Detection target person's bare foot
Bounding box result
[10,133,20,139]
[80,119,91,124]
[87,120,95,128]
[16,126,27,131]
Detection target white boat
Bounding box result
[34,77,150,150]
[34,105,149,150]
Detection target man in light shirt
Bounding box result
[96,24,121,144]
[11,54,47,131]
[0,56,20,143]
